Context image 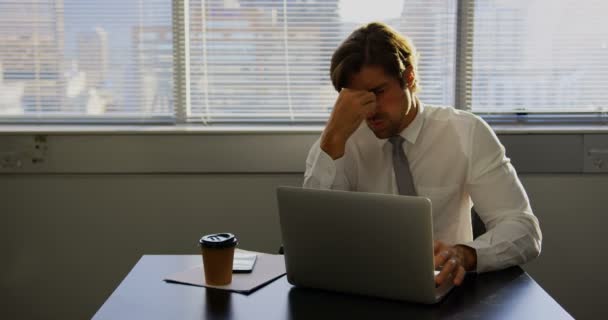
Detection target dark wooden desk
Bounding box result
[93,255,572,320]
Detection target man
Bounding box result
[303,22,542,287]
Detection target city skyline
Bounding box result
[0,0,606,119]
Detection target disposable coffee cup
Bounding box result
[199,233,238,285]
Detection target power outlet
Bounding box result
[0,135,48,170]
[584,134,608,173]
[32,135,48,164]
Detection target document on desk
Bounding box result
[164,249,286,294]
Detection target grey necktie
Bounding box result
[389,136,417,196]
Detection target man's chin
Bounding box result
[373,132,392,139]
[367,123,392,139]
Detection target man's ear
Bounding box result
[403,66,416,88]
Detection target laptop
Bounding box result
[276,186,454,304]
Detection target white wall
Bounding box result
[522,175,608,320]
[1,173,302,319]
[1,132,607,319]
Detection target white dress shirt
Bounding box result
[303,104,542,272]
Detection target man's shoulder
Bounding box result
[423,104,482,126]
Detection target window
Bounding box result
[469,0,608,114]
[0,0,173,122]
[187,0,456,123]
[0,0,606,124]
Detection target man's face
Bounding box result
[348,65,414,139]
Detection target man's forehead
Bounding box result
[348,67,394,90]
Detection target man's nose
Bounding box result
[374,97,382,111]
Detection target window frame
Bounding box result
[454,0,608,125]
[0,0,606,126]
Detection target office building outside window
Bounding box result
[0,0,605,124]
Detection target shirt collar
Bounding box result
[375,103,425,148]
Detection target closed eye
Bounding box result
[370,83,388,95]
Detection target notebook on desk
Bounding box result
[164,249,285,294]
[276,186,454,304]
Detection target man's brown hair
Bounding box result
[330,22,419,93]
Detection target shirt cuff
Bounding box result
[460,241,496,273]
[307,147,344,189]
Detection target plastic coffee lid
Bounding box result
[199,233,238,248]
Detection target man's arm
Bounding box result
[319,88,376,159]
[463,117,542,273]
[303,88,376,190]
[303,138,352,190]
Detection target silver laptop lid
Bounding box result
[277,186,440,304]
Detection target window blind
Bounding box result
[187,0,456,123]
[469,0,608,113]
[0,0,173,122]
[2,0,605,124]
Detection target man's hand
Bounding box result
[321,88,376,159]
[434,240,477,286]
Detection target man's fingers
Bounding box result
[359,93,376,111]
[434,241,441,254]
[340,90,376,114]
[435,258,457,285]
[364,101,376,115]
[433,240,445,269]
[362,91,376,100]
[453,266,466,286]
[434,255,442,269]
[434,249,451,269]
[356,98,375,118]
[434,240,447,255]
[361,96,376,107]
[433,244,467,286]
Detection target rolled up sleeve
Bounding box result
[464,118,542,272]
